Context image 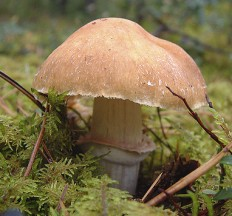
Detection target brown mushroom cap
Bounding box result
[33,17,208,110]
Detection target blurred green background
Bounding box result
[0,0,231,116]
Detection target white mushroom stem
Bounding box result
[92,97,143,152]
[83,97,155,194]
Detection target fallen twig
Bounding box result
[42,142,54,163]
[157,107,167,139]
[0,70,45,111]
[143,124,174,154]
[39,148,51,163]
[142,173,163,202]
[146,142,232,206]
[57,184,69,213]
[24,105,48,177]
[146,87,232,206]
[166,86,226,149]
[38,142,53,164]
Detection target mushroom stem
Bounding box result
[91,97,143,152]
[82,143,148,194]
[83,97,154,194]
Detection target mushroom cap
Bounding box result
[33,17,208,110]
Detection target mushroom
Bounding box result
[33,18,208,194]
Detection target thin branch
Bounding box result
[146,87,232,206]
[57,184,69,212]
[166,86,226,149]
[142,173,163,202]
[143,124,174,154]
[146,142,232,206]
[42,142,54,163]
[157,107,167,139]
[24,105,48,177]
[0,70,45,112]
[39,148,51,163]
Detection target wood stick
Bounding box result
[146,142,232,206]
